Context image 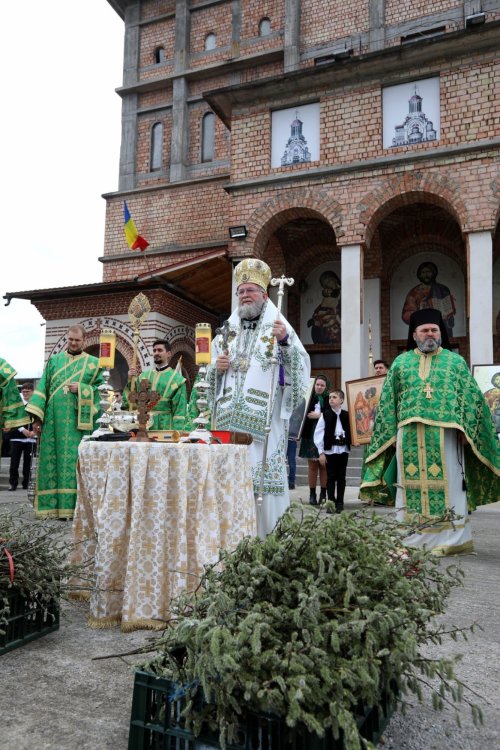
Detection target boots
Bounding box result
[318,487,327,504]
[309,488,318,506]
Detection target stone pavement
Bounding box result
[1,481,499,749]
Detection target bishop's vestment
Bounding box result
[209,299,310,537]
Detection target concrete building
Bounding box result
[6,0,500,390]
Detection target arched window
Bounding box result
[150,122,163,171]
[154,47,165,64]
[201,112,215,162]
[259,18,271,36]
[204,33,216,51]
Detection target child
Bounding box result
[313,389,352,513]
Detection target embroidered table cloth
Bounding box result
[70,440,256,631]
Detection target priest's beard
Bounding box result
[238,298,265,320]
[416,336,441,353]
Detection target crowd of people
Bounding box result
[1,258,499,554]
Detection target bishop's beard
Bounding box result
[238,299,265,320]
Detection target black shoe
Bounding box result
[8,485,16,491]
[318,488,327,504]
[335,503,344,514]
[309,490,318,506]
[289,483,295,490]
[22,484,28,490]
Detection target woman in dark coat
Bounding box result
[298,374,329,505]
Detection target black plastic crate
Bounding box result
[0,586,60,656]
[128,670,395,750]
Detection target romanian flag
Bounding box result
[124,201,149,251]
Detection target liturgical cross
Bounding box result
[215,319,235,353]
[128,379,159,438]
[423,382,434,399]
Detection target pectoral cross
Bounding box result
[128,379,159,441]
[423,382,434,399]
[215,319,235,353]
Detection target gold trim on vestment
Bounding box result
[364,435,396,464]
[26,403,44,421]
[398,418,500,476]
[37,488,78,495]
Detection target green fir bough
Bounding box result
[141,509,481,749]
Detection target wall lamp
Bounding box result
[228,225,248,240]
[465,12,486,28]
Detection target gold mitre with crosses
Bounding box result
[234,258,272,291]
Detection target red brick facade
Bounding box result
[16,1,500,385]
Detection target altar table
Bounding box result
[70,440,256,631]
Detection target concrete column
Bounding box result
[231,0,241,58]
[118,4,141,191]
[369,0,385,52]
[362,278,381,377]
[341,244,363,389]
[467,231,493,365]
[170,78,189,182]
[170,0,190,182]
[284,0,301,72]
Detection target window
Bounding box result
[259,18,271,37]
[150,122,163,171]
[201,112,215,162]
[204,33,216,51]
[154,46,165,64]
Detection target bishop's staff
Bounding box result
[256,274,294,508]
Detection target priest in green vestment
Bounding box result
[0,358,27,446]
[123,339,187,430]
[361,310,500,556]
[27,325,103,520]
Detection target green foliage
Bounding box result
[0,507,91,631]
[140,508,481,749]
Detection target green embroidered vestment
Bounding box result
[361,348,500,513]
[27,351,103,519]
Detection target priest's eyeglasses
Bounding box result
[236,286,263,297]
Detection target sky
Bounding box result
[1,1,125,377]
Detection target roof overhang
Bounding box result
[135,248,232,314]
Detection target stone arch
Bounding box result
[245,187,344,259]
[357,173,469,248]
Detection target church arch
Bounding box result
[357,175,469,248]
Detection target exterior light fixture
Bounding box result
[228,226,248,239]
[465,12,486,28]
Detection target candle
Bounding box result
[99,330,116,369]
[195,323,212,365]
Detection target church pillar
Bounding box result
[341,244,363,388]
[467,231,493,364]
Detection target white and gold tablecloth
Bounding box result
[70,440,256,631]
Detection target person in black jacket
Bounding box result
[298,374,329,505]
[7,384,36,491]
[314,389,352,514]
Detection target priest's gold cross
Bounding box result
[128,379,159,441]
[423,382,434,399]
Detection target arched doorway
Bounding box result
[366,200,466,364]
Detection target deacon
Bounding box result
[0,357,26,433]
[210,258,310,537]
[361,309,500,555]
[123,339,187,430]
[28,325,103,519]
